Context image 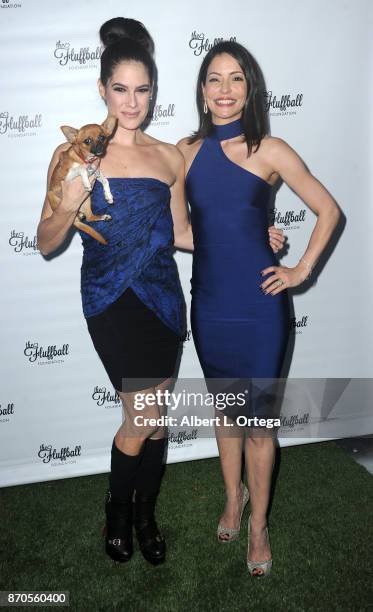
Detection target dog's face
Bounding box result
[60,115,117,160]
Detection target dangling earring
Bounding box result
[203,99,208,114]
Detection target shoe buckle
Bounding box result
[111,538,121,546]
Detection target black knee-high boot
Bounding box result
[105,438,143,563]
[133,437,167,565]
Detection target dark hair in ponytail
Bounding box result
[189,40,269,156]
[99,17,156,87]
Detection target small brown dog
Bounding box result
[48,115,117,244]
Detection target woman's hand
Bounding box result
[260,261,309,295]
[57,167,98,216]
[268,226,285,253]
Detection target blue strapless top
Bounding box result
[78,177,185,337]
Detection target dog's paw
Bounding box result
[102,214,112,221]
[106,197,114,204]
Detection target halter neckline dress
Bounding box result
[186,118,290,419]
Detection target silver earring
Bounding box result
[203,99,208,114]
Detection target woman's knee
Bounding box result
[117,388,165,438]
[246,432,275,448]
[121,412,161,438]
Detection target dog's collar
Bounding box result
[74,148,98,165]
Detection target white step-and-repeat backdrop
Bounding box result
[1,0,372,486]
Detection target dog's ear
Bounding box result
[60,125,78,143]
[101,115,117,136]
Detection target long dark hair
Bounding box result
[189,41,269,156]
[99,17,156,87]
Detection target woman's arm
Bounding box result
[37,144,97,256]
[170,147,194,251]
[260,138,340,294]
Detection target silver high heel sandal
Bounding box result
[217,484,250,543]
[247,513,272,577]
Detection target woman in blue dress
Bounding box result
[178,41,340,577]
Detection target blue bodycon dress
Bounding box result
[186,119,290,420]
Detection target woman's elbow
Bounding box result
[37,240,49,256]
[330,202,341,228]
[36,227,50,256]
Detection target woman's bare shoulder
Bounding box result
[176,135,201,152]
[176,136,202,167]
[259,135,290,155]
[151,137,185,174]
[143,132,180,155]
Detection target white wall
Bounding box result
[1,0,372,486]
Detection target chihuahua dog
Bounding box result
[48,115,117,245]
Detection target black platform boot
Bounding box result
[104,490,133,563]
[134,492,166,565]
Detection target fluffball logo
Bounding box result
[24,341,70,365]
[280,412,309,429]
[53,41,102,69]
[0,112,42,137]
[1,0,22,8]
[264,90,303,117]
[92,386,121,408]
[0,402,14,423]
[38,444,82,464]
[270,208,306,231]
[9,230,38,255]
[189,31,236,56]
[150,103,176,127]
[168,429,198,446]
[290,316,309,334]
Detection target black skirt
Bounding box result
[85,288,181,392]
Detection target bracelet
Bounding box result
[299,256,313,280]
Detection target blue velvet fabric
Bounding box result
[78,177,185,337]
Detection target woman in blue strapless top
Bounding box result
[36,18,197,568]
[178,41,340,577]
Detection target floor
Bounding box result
[335,435,373,475]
